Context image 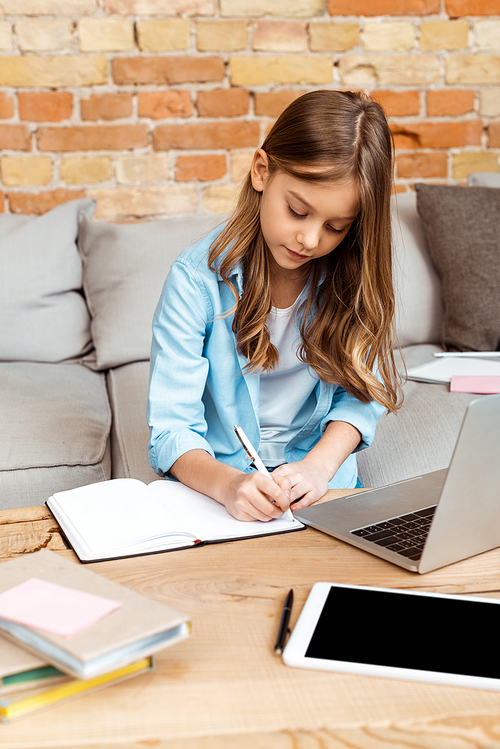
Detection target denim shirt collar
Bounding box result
[227,262,244,297]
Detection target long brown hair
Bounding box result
[209,90,401,412]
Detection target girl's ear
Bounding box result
[250,149,269,192]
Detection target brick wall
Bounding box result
[0,0,499,219]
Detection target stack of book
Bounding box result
[0,549,191,722]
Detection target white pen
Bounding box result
[234,425,295,522]
[434,351,500,359]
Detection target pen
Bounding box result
[434,352,500,359]
[274,588,293,655]
[233,425,295,522]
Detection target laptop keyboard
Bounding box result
[350,505,437,561]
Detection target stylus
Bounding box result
[274,588,294,655]
[234,425,295,522]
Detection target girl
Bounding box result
[148,90,401,523]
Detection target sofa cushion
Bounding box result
[467,172,500,188]
[415,183,500,352]
[0,199,95,363]
[0,214,32,235]
[391,192,443,347]
[357,344,483,488]
[0,362,112,510]
[78,213,223,370]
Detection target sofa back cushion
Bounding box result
[0,199,94,363]
[467,172,500,188]
[416,183,500,352]
[391,191,443,348]
[78,212,222,370]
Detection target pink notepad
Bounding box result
[450,375,500,394]
[0,578,122,638]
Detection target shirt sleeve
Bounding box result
[320,385,386,453]
[147,257,216,476]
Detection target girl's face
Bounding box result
[250,149,359,276]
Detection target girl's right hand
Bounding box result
[169,450,292,523]
[223,471,292,522]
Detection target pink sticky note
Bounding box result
[0,578,122,638]
[450,375,500,394]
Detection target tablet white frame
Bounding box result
[283,582,500,691]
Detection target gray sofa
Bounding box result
[1,174,498,510]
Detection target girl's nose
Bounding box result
[297,225,321,251]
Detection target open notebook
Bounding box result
[47,478,304,563]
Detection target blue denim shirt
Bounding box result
[148,227,385,489]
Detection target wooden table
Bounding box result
[2,491,500,749]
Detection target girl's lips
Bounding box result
[286,247,308,261]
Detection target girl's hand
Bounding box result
[223,471,292,522]
[272,421,362,511]
[272,459,331,511]
[169,449,293,523]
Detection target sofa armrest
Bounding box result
[106,361,158,484]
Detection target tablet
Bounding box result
[283,582,500,691]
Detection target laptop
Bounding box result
[294,394,500,573]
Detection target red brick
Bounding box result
[138,91,193,119]
[112,56,224,85]
[81,93,133,121]
[0,124,31,150]
[446,0,500,15]
[391,121,483,149]
[396,152,448,178]
[371,90,420,117]
[0,93,14,119]
[329,0,439,14]
[175,154,227,182]
[254,90,303,117]
[197,89,250,117]
[153,121,260,150]
[18,92,73,123]
[9,189,86,216]
[488,121,500,148]
[426,90,474,116]
[37,125,148,151]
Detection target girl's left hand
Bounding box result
[272,459,331,511]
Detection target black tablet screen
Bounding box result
[305,586,500,679]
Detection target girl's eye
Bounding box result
[287,205,349,235]
[287,205,306,219]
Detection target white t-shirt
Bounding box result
[259,298,318,467]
